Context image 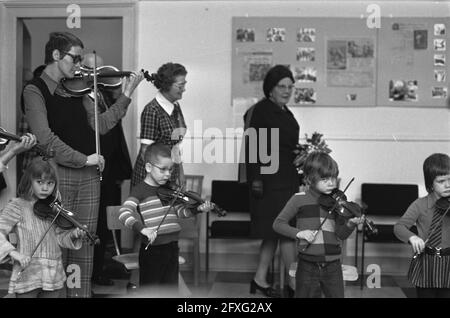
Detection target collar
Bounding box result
[156,91,175,115]
[40,71,59,95]
[308,187,322,199]
[428,192,440,210]
[266,98,288,113]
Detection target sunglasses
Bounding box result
[62,51,83,64]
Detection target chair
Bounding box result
[357,183,419,289]
[178,174,203,286]
[106,206,139,272]
[205,180,251,273]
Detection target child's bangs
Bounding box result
[317,160,339,179]
[30,161,57,181]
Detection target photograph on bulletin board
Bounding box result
[326,38,375,88]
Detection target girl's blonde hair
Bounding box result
[17,157,58,200]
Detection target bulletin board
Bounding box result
[232,17,449,108]
[377,18,449,107]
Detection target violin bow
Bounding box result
[92,51,102,181]
[302,177,355,252]
[16,206,63,280]
[144,184,184,250]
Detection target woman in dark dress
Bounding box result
[242,65,300,297]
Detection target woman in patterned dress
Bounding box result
[131,62,188,188]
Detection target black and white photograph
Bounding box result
[266,27,286,42]
[297,28,316,42]
[434,23,446,36]
[236,28,255,42]
[434,53,446,66]
[0,1,449,304]
[434,38,446,51]
[296,47,315,62]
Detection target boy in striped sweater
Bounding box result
[273,152,363,298]
[119,143,212,293]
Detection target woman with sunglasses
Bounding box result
[22,32,144,298]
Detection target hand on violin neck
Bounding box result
[197,200,213,213]
[122,71,145,98]
[71,227,87,240]
[11,133,37,155]
[346,215,364,227]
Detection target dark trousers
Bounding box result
[416,287,450,298]
[92,173,121,280]
[139,241,179,293]
[295,258,344,298]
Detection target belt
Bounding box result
[424,246,450,257]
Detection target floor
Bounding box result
[0,262,417,298]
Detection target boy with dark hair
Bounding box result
[119,143,212,294]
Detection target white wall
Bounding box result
[136,1,450,201]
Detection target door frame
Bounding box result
[0,1,137,202]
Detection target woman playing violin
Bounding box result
[21,32,144,298]
[394,153,450,298]
[273,152,363,298]
[0,157,86,298]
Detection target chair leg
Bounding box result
[194,238,200,287]
[360,231,365,290]
[205,235,209,275]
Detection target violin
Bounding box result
[33,193,100,245]
[318,188,378,237]
[157,183,227,217]
[0,127,54,160]
[61,65,152,97]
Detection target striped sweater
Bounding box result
[119,181,197,246]
[273,188,356,262]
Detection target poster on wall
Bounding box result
[326,38,375,87]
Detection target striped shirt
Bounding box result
[119,181,197,245]
[273,188,356,262]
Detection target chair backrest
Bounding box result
[184,175,204,195]
[210,180,249,213]
[179,175,204,239]
[106,205,128,231]
[361,183,419,216]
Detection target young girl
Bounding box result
[0,157,85,298]
[394,153,450,298]
[273,152,363,298]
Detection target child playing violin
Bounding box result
[394,153,450,298]
[0,157,86,298]
[119,142,212,295]
[273,152,363,298]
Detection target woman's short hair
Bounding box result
[17,157,58,200]
[423,153,450,193]
[303,152,339,186]
[44,32,84,65]
[149,62,187,92]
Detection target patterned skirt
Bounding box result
[408,253,450,288]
